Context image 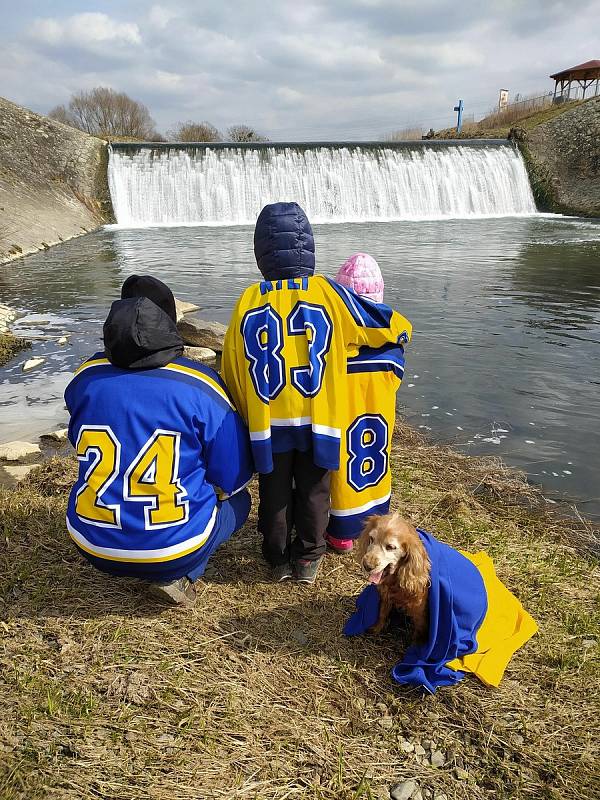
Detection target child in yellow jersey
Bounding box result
[326,254,408,553]
[222,206,412,584]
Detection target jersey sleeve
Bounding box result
[204,406,254,496]
[221,300,249,424]
[327,278,412,351]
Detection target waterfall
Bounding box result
[108,143,536,226]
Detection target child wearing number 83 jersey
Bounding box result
[222,204,412,583]
[326,253,408,553]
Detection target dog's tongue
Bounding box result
[368,571,384,585]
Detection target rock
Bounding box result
[400,740,415,753]
[22,357,45,372]
[0,304,16,333]
[379,717,393,730]
[2,464,37,483]
[41,428,69,442]
[291,629,309,646]
[512,734,524,747]
[415,744,426,757]
[0,441,41,462]
[175,298,200,321]
[390,780,417,800]
[183,346,217,363]
[453,768,469,781]
[411,790,423,800]
[177,315,227,351]
[430,750,446,768]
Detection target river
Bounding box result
[1,215,599,517]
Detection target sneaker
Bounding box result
[148,577,197,607]
[294,557,323,585]
[272,562,294,582]
[326,533,354,553]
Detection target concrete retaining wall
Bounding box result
[513,96,600,217]
[0,97,113,265]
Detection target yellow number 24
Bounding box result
[75,426,189,530]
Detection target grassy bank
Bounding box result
[0,424,598,800]
[0,333,30,367]
[433,101,583,140]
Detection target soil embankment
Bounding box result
[514,96,600,217]
[0,97,113,265]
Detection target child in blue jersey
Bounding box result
[222,203,412,584]
[64,275,253,607]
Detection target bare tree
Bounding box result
[226,124,268,142]
[167,121,222,142]
[48,87,158,140]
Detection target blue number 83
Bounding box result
[241,302,332,402]
[347,414,389,491]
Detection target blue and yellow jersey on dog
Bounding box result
[222,276,411,473]
[328,343,406,540]
[64,354,253,578]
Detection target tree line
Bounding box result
[49,87,268,143]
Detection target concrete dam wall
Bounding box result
[514,95,600,217]
[0,97,112,265]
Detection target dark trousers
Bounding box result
[258,449,330,565]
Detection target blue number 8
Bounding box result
[347,414,389,491]
[241,306,285,403]
[288,302,333,397]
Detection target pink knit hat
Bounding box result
[335,253,384,304]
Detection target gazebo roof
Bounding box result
[550,60,600,80]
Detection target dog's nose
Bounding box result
[362,557,373,572]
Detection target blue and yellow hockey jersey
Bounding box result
[328,342,406,540]
[222,275,412,473]
[64,353,253,581]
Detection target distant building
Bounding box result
[550,60,600,101]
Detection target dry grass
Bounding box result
[0,423,598,800]
[0,333,30,368]
[433,99,585,141]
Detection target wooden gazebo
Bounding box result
[550,60,600,100]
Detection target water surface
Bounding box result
[1,217,599,517]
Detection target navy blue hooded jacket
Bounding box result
[253,202,315,280]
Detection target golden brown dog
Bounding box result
[357,513,431,643]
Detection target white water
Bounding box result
[108,144,536,226]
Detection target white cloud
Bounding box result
[149,5,178,30]
[3,1,599,140]
[30,12,141,49]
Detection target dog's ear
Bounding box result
[397,526,431,595]
[356,515,378,561]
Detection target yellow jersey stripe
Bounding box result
[73,359,232,408]
[66,508,216,563]
[74,357,111,375]
[161,364,233,407]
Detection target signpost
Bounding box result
[454,99,464,134]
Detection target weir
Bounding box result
[108,140,536,226]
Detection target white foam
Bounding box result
[108,144,537,226]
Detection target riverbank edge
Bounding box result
[1,419,598,799]
[2,414,598,553]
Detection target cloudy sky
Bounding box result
[2,1,598,140]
